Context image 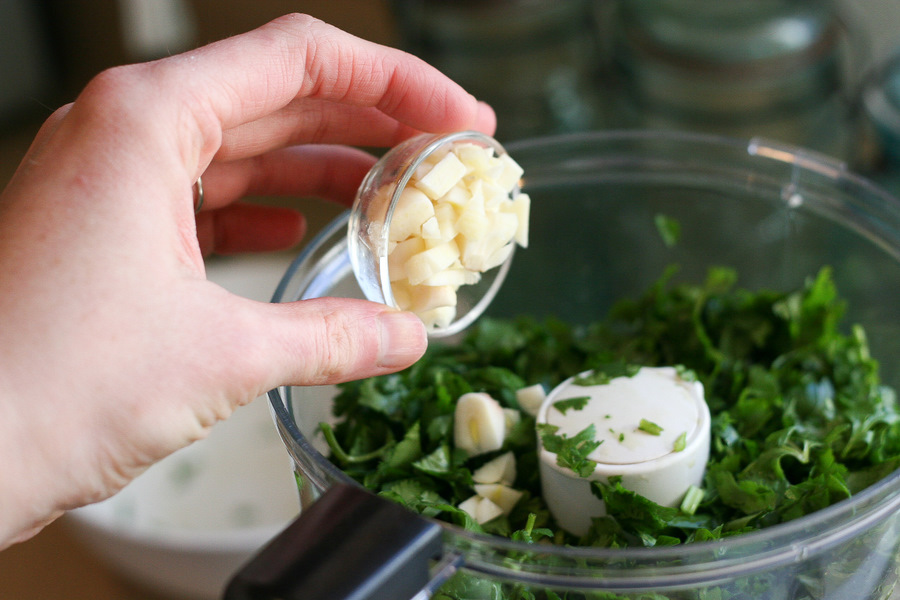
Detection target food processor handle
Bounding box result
[223,482,453,600]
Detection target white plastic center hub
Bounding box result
[537,366,711,536]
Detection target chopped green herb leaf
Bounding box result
[552,396,589,415]
[680,485,705,515]
[319,264,900,563]
[655,213,681,248]
[673,432,687,452]
[537,423,600,478]
[573,363,640,386]
[638,419,664,436]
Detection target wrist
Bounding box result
[0,377,62,549]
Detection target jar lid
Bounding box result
[617,0,836,64]
[614,0,845,117]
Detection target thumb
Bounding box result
[245,297,428,389]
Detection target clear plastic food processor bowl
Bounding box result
[261,131,900,600]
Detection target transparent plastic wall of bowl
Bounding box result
[266,132,900,600]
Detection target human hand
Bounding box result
[0,13,495,547]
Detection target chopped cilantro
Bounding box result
[638,419,664,436]
[680,485,705,515]
[319,264,900,568]
[552,396,589,415]
[573,363,640,386]
[536,423,600,478]
[655,213,681,248]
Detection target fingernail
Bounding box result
[378,310,427,369]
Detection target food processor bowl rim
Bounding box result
[268,128,900,575]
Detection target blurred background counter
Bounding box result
[1,0,900,599]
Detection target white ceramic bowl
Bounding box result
[65,394,300,599]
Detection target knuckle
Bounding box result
[312,309,360,383]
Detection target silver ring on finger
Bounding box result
[193,176,204,213]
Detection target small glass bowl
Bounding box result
[347,131,517,338]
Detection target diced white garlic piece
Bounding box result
[481,179,510,211]
[503,408,521,431]
[455,191,487,241]
[417,305,456,330]
[494,152,525,191]
[389,188,434,243]
[415,151,467,200]
[422,266,481,287]
[473,483,523,515]
[482,242,515,272]
[420,216,442,240]
[434,203,459,241]
[507,193,530,248]
[516,384,546,417]
[391,281,412,310]
[459,495,505,524]
[454,143,495,174]
[408,284,457,314]
[454,392,506,456]
[472,451,517,486]
[439,183,471,208]
[388,237,425,282]
[405,240,460,286]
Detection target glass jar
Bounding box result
[610,0,861,159]
[390,0,604,141]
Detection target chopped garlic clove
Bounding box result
[455,193,487,241]
[494,152,525,191]
[389,188,434,243]
[454,143,495,174]
[473,483,524,515]
[388,237,425,282]
[459,495,504,524]
[415,151,468,200]
[408,284,457,314]
[433,203,459,241]
[418,305,456,330]
[482,243,515,272]
[507,193,530,248]
[420,216,442,241]
[454,392,506,456]
[516,384,546,417]
[405,240,460,286]
[458,495,482,521]
[472,451,517,486]
[422,266,482,288]
[381,139,529,329]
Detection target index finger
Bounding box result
[169,14,493,158]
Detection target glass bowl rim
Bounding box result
[351,129,516,338]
